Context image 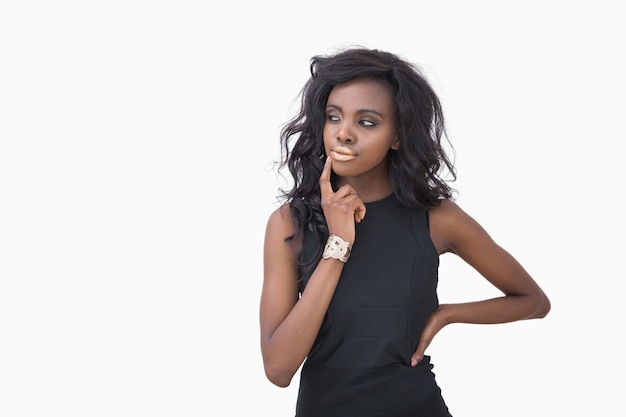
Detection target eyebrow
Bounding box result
[325,104,384,119]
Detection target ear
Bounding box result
[391,136,400,150]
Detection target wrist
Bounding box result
[322,234,352,263]
[437,304,454,325]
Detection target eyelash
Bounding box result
[325,114,376,127]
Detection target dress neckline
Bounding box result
[364,193,396,208]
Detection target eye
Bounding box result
[359,119,376,127]
[326,114,340,122]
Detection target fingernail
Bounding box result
[411,359,417,367]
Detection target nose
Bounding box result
[336,121,353,143]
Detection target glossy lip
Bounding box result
[330,146,357,162]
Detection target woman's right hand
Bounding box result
[319,156,366,244]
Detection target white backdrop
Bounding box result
[1,1,624,416]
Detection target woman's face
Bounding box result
[323,76,399,180]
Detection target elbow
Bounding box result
[260,340,299,388]
[536,293,551,318]
[527,292,551,320]
[264,364,295,388]
[262,352,296,388]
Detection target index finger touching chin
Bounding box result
[319,156,334,197]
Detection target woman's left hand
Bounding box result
[410,306,449,367]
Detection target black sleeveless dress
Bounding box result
[296,194,452,417]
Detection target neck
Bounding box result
[336,176,394,203]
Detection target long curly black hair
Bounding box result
[277,47,456,276]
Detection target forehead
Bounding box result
[326,77,395,111]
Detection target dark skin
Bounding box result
[260,77,550,387]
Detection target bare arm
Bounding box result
[411,199,550,365]
[259,206,345,387]
[260,157,366,387]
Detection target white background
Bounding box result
[1,1,624,416]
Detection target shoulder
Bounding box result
[428,198,466,232]
[428,199,488,255]
[264,203,301,276]
[266,203,295,234]
[265,203,300,252]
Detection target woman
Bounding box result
[260,46,550,417]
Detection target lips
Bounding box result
[330,146,357,162]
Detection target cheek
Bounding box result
[322,125,332,146]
